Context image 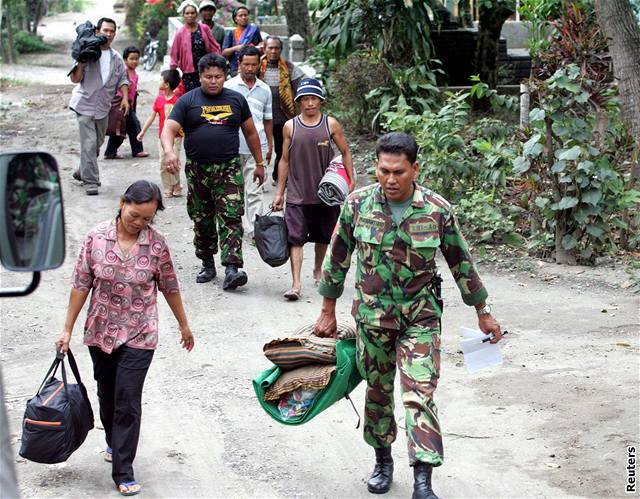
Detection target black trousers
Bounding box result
[89,345,154,485]
[272,123,285,182]
[104,109,144,157]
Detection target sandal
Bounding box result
[101,447,112,463]
[134,151,150,158]
[118,481,141,496]
[283,288,301,301]
[172,185,184,197]
[104,154,124,160]
[164,191,174,198]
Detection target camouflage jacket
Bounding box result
[318,183,488,330]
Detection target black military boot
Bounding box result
[412,463,439,499]
[222,265,247,290]
[196,259,216,283]
[367,447,394,494]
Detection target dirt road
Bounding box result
[1,9,638,499]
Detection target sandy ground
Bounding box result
[1,8,639,499]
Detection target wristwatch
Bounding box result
[476,304,492,316]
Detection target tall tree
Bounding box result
[595,0,640,140]
[595,0,640,247]
[283,0,310,40]
[472,0,515,111]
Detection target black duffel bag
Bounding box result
[19,350,94,464]
[254,211,289,267]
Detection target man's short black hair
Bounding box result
[265,35,283,49]
[238,45,260,62]
[97,17,117,30]
[123,46,140,60]
[198,53,228,75]
[161,69,181,90]
[375,132,419,163]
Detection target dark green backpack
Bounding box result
[253,338,362,425]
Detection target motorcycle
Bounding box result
[140,32,159,71]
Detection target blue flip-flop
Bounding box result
[101,447,112,463]
[118,481,141,496]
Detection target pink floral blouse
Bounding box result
[71,219,180,354]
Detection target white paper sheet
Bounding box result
[459,327,503,374]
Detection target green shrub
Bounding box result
[13,31,52,54]
[381,83,517,203]
[455,191,522,245]
[135,1,175,59]
[327,50,391,133]
[48,0,87,13]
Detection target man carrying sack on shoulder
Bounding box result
[69,17,129,196]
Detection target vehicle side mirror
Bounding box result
[0,152,65,272]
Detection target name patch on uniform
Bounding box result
[409,221,438,234]
[359,217,386,229]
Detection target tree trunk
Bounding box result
[554,215,576,265]
[595,0,640,249]
[472,3,514,112]
[595,0,640,140]
[28,0,47,34]
[2,11,17,63]
[283,0,310,40]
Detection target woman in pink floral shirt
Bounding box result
[56,180,194,497]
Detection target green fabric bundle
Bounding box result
[253,338,362,425]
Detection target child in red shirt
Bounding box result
[138,69,184,197]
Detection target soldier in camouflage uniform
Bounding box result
[315,132,503,499]
[161,53,265,290]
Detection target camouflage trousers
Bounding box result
[185,157,244,267]
[356,321,443,466]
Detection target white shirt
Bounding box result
[99,49,111,87]
[226,75,273,155]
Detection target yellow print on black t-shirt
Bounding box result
[201,105,233,125]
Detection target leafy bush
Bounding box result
[455,191,521,245]
[134,1,175,59]
[512,2,638,264]
[13,31,52,53]
[328,50,391,133]
[382,82,517,203]
[313,0,438,65]
[366,62,442,131]
[514,64,638,263]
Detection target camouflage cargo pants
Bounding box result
[356,321,444,466]
[185,157,244,267]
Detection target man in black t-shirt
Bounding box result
[161,53,265,290]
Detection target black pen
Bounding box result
[481,330,509,343]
